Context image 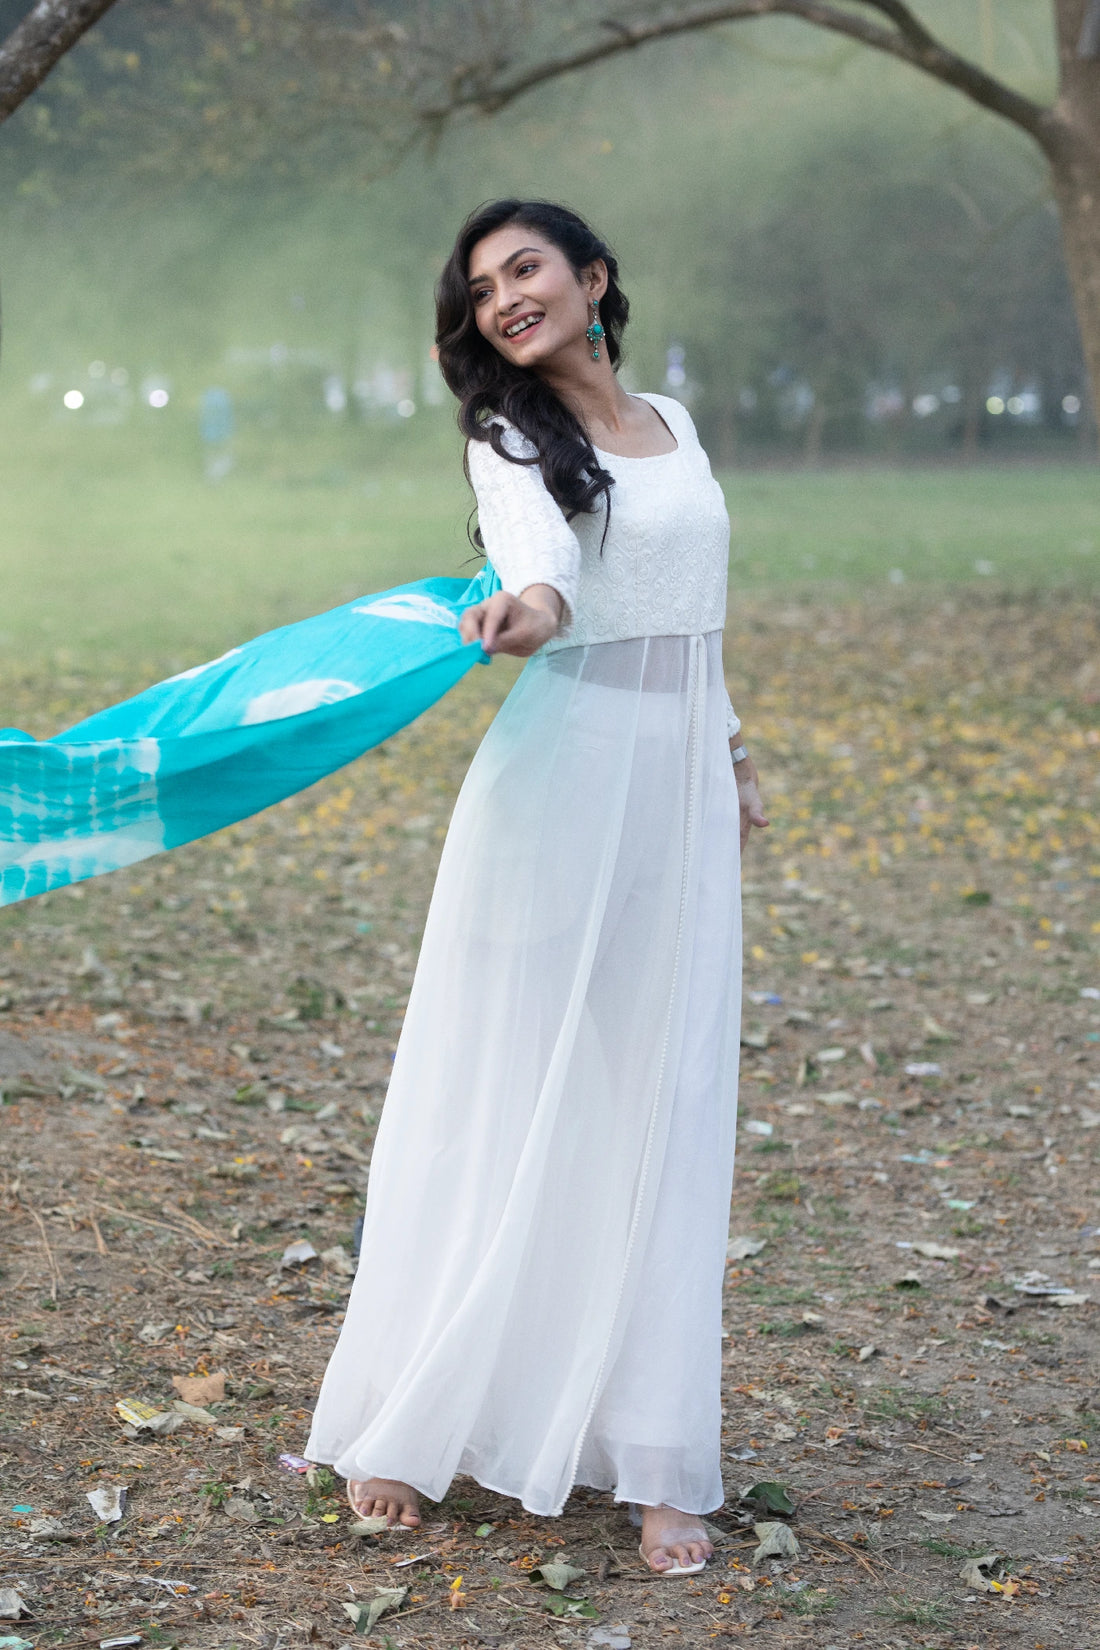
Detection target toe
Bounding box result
[645,1545,671,1572]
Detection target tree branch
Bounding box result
[0,0,119,123]
[841,0,938,50]
[1079,0,1100,58]
[425,0,1055,146]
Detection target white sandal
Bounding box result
[631,1504,710,1578]
[637,1541,708,1578]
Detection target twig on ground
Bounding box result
[87,1206,108,1256]
[162,1201,229,1244]
[95,1200,218,1245]
[800,1524,891,1580]
[902,1441,972,1463]
[22,1199,63,1301]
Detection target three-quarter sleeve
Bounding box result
[466,423,581,631]
[724,689,741,740]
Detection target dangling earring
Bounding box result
[586,299,605,361]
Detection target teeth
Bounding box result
[505,315,541,337]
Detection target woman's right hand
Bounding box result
[459,586,563,657]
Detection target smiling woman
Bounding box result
[305,199,769,1578]
[435,199,632,535]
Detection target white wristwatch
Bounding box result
[730,745,749,764]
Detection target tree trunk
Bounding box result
[1044,1,1100,441]
[803,395,825,465]
[1048,146,1100,434]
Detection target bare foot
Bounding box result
[346,1476,421,1527]
[638,1504,713,1574]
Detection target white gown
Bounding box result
[306,394,742,1517]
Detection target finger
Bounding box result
[458,603,486,644]
[486,594,526,653]
[481,599,508,653]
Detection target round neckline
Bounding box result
[591,394,681,462]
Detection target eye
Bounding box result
[516,262,538,277]
[471,287,491,303]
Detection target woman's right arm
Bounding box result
[458,428,581,658]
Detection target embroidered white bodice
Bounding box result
[465,392,739,735]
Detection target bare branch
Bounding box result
[842,0,938,49]
[0,0,119,123]
[424,1,1055,147]
[1079,0,1100,58]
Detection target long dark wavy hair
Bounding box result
[435,199,630,545]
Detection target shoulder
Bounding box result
[466,416,539,471]
[634,392,699,446]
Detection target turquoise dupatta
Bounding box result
[0,563,500,906]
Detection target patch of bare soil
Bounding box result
[1,592,1098,1650]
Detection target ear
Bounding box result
[583,259,609,302]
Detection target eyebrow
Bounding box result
[467,246,542,288]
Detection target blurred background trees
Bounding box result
[0,0,1092,462]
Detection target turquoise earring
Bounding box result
[586,300,605,361]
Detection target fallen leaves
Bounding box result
[0,1592,29,1622]
[752,1521,801,1563]
[348,1515,393,1535]
[529,1558,597,1619]
[171,1369,226,1405]
[898,1241,961,1261]
[343,1586,408,1633]
[958,1551,1005,1592]
[739,1481,796,1516]
[85,1484,127,1523]
[531,1560,585,1591]
[727,1235,767,1260]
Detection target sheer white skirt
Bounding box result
[306,631,741,1516]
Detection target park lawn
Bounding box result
[727,464,1098,589]
[0,409,1096,685]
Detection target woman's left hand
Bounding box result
[734,755,769,854]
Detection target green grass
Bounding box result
[862,1386,945,1425]
[787,1588,838,1616]
[919,1536,986,1560]
[2,407,1097,692]
[729,467,1098,591]
[0,414,475,679]
[874,1595,952,1627]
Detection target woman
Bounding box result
[305,199,767,1577]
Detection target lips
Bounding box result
[503,312,544,340]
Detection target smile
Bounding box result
[504,314,544,339]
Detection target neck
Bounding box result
[534,344,634,435]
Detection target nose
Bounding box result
[496,280,522,317]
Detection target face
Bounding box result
[467,226,606,370]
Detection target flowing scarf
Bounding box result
[0,563,500,906]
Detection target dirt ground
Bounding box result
[2,591,1098,1650]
